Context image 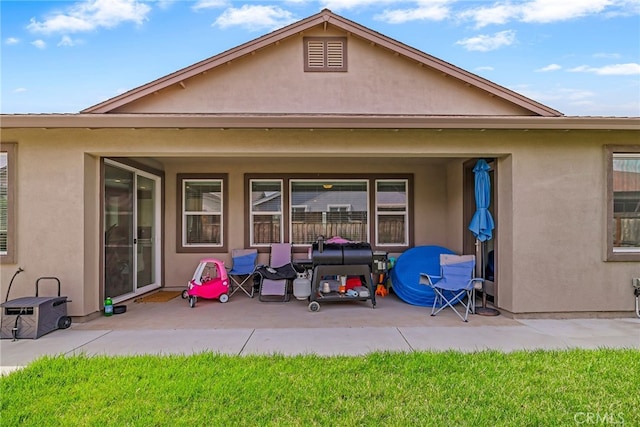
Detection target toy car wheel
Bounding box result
[58,316,72,329]
[219,293,229,303]
[181,290,189,299]
[189,296,196,308]
[308,301,320,312]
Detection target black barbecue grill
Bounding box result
[307,237,376,311]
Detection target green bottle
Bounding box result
[104,296,113,316]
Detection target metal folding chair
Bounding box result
[420,254,483,322]
[228,249,258,298]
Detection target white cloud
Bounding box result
[157,0,178,10]
[459,0,637,28]
[517,86,595,106]
[193,0,228,11]
[213,5,297,31]
[568,63,640,75]
[31,39,47,49]
[375,6,450,23]
[13,88,27,93]
[536,64,562,72]
[58,35,82,47]
[476,66,494,71]
[322,0,400,11]
[521,0,613,23]
[459,3,518,28]
[593,52,622,59]
[455,30,516,52]
[373,0,451,23]
[27,0,151,35]
[5,37,20,45]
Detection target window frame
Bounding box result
[176,173,228,253]
[245,173,413,252]
[290,178,370,244]
[303,37,348,72]
[375,178,410,247]
[0,142,16,264]
[249,178,284,247]
[606,145,640,262]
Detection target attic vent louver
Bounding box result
[304,37,347,72]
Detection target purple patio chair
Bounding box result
[257,243,296,302]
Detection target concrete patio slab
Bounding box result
[241,327,412,356]
[1,292,638,376]
[70,328,255,357]
[398,325,572,352]
[0,329,110,374]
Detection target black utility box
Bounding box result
[0,277,71,339]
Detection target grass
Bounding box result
[1,349,638,426]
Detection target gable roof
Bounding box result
[82,9,561,117]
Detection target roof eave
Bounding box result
[2,114,638,130]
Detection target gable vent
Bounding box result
[304,37,347,72]
[326,41,344,68]
[307,41,326,68]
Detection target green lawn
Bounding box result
[2,349,638,426]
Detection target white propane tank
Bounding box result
[293,273,311,300]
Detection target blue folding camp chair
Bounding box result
[420,254,484,322]
[228,249,258,298]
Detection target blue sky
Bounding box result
[2,0,639,116]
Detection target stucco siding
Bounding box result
[508,131,638,314]
[113,30,531,116]
[1,128,638,318]
[3,134,88,316]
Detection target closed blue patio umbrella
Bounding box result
[469,159,494,242]
[469,159,499,315]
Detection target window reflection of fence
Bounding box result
[187,218,221,244]
[253,221,281,244]
[291,222,367,243]
[614,217,640,247]
[253,218,405,245]
[377,217,406,245]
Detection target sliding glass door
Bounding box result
[104,161,161,300]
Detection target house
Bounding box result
[1,9,638,319]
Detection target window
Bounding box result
[0,143,16,264]
[607,147,640,261]
[291,180,368,244]
[177,174,227,252]
[304,37,347,72]
[246,174,412,250]
[376,180,409,246]
[250,179,283,246]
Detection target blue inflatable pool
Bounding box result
[390,245,455,307]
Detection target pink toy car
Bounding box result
[182,258,230,308]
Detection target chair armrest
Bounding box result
[419,273,441,286]
[470,277,485,291]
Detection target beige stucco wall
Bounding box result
[1,128,638,318]
[113,28,532,116]
[507,132,636,315]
